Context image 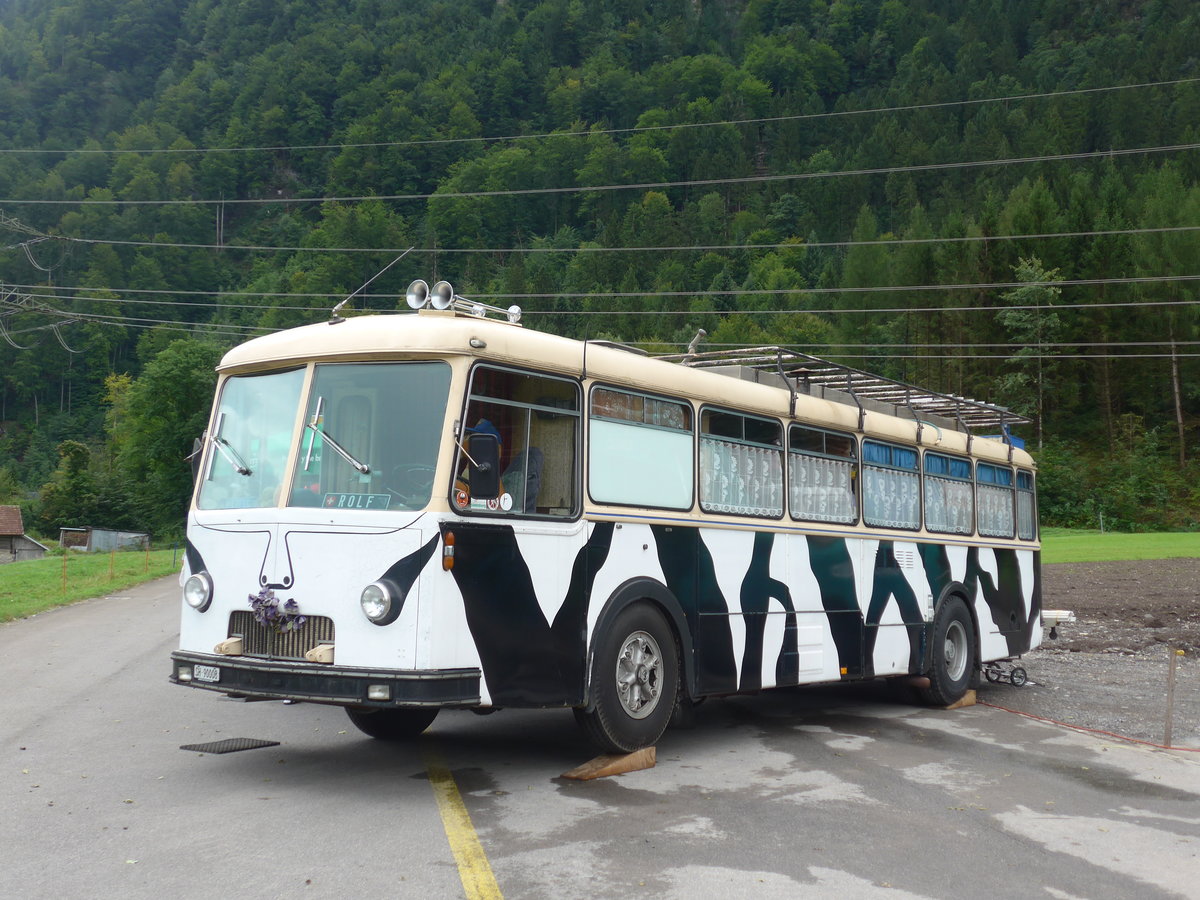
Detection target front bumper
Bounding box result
[170,651,481,707]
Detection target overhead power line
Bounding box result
[17,301,1196,358]
[20,304,266,336]
[468,273,1200,301]
[10,282,1200,319]
[2,76,1197,157]
[4,141,1199,207]
[48,223,1200,256]
[25,308,1199,360]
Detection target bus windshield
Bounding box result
[198,368,306,510]
[288,361,451,511]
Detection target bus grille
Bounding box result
[228,611,336,661]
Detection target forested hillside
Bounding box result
[0,0,1197,536]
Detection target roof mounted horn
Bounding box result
[404,278,522,324]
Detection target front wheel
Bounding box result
[574,603,679,754]
[918,596,976,707]
[345,706,438,740]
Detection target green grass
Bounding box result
[0,549,181,623]
[1040,528,1200,564]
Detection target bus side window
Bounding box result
[862,440,920,530]
[1016,469,1037,540]
[699,409,783,518]
[788,424,858,524]
[589,387,694,510]
[456,366,580,517]
[924,452,973,535]
[978,463,1016,538]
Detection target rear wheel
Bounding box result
[918,596,976,706]
[345,706,438,740]
[574,603,679,754]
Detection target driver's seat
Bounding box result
[501,447,543,513]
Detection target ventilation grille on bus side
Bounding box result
[228,611,335,661]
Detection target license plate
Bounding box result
[194,664,220,683]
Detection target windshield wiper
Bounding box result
[304,398,370,475]
[212,437,251,475]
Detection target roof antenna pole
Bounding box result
[329,247,414,324]
[906,388,923,444]
[955,401,973,455]
[847,371,865,430]
[775,349,798,418]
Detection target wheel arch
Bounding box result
[923,582,980,675]
[582,576,695,711]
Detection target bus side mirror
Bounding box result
[189,436,204,483]
[466,433,501,499]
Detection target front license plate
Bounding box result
[194,664,220,683]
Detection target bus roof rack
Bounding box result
[655,346,1032,437]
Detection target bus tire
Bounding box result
[344,706,438,740]
[574,603,679,754]
[918,596,976,707]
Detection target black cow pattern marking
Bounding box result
[739,531,799,691]
[380,522,1039,708]
[863,543,925,677]
[808,535,864,678]
[431,522,613,706]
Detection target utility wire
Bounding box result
[4,141,1199,206]
[467,274,1200,300]
[3,76,1197,157]
[23,305,267,335]
[20,303,1196,358]
[16,292,1200,343]
[27,311,1200,359]
[9,283,1200,314]
[673,340,1200,349]
[46,223,1200,256]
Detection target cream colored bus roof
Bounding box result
[218,310,1034,468]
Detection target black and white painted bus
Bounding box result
[171,280,1043,753]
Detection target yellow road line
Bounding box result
[423,742,504,900]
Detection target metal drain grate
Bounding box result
[180,737,281,754]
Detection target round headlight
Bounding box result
[184,572,213,611]
[360,582,393,622]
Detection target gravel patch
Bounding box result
[977,557,1200,750]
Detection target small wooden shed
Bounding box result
[0,506,48,563]
[57,526,150,553]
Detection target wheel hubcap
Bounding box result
[615,630,663,720]
[944,620,968,681]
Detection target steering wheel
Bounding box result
[385,464,437,507]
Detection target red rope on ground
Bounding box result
[978,700,1200,752]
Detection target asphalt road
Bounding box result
[3,576,1199,900]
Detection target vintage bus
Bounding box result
[171,280,1043,753]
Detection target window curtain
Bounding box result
[863,465,920,529]
[789,453,856,523]
[700,438,783,516]
[925,476,973,534]
[978,484,1015,537]
[1017,491,1035,540]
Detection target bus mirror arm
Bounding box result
[188,434,204,483]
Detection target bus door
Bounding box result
[442,363,587,706]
